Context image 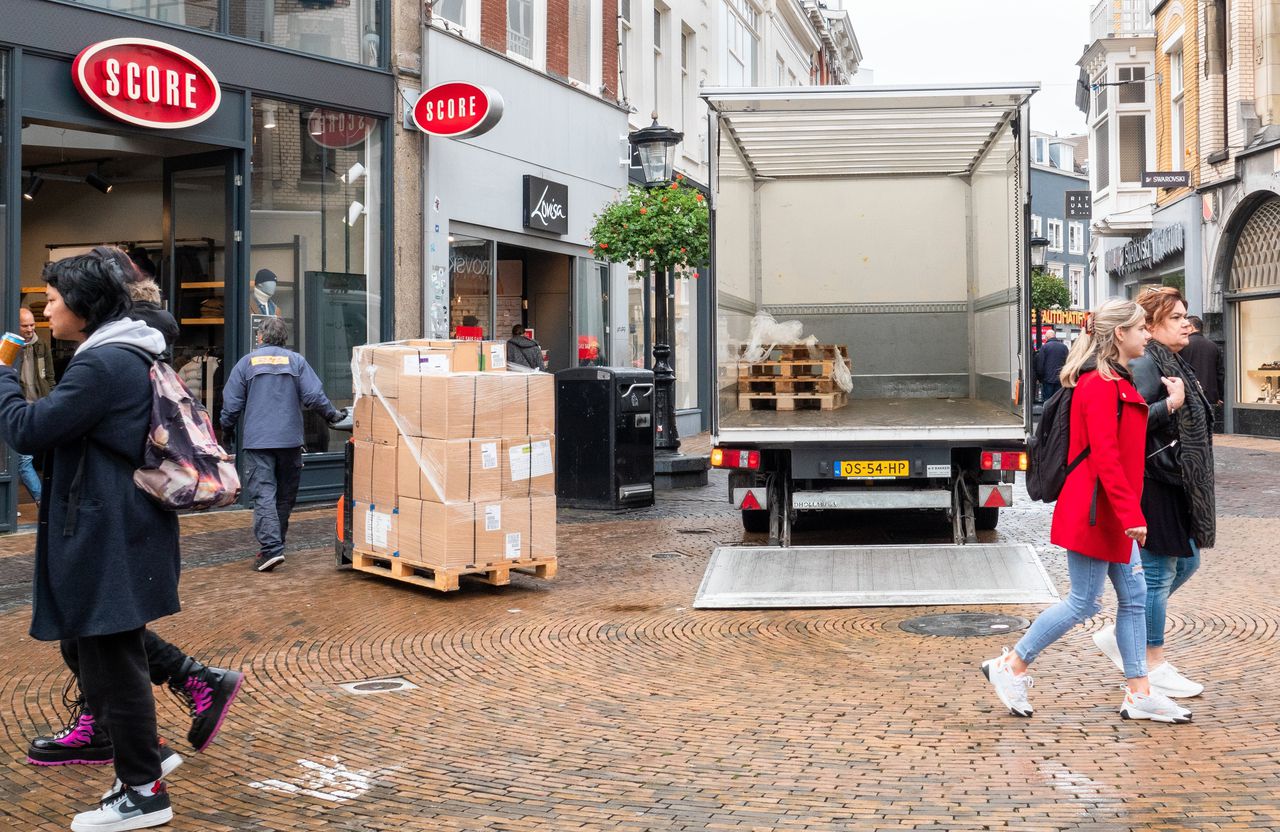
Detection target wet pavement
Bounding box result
[0,435,1278,831]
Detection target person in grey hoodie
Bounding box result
[506,325,546,370]
[221,316,344,572]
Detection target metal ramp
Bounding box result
[693,544,1059,609]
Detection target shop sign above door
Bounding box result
[411,82,504,139]
[72,38,220,129]
[523,176,569,236]
[307,109,376,149]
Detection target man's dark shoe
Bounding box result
[168,658,244,752]
[71,782,172,831]
[254,552,284,572]
[27,687,113,766]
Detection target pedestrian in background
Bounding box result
[0,250,182,830]
[506,324,546,370]
[1092,287,1214,700]
[982,298,1191,724]
[1182,315,1224,406]
[15,306,55,505]
[221,316,344,572]
[1034,329,1069,403]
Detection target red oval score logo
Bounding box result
[72,38,221,130]
[307,109,377,149]
[412,82,504,139]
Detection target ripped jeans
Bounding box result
[1015,544,1148,679]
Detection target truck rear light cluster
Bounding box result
[981,450,1027,471]
[711,448,761,470]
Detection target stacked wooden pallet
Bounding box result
[738,344,849,411]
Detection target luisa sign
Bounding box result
[523,175,569,236]
[72,38,221,129]
[411,82,504,139]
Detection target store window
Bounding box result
[673,270,699,409]
[0,51,9,498]
[250,98,384,453]
[77,0,218,31]
[449,236,493,338]
[575,260,610,366]
[1231,198,1280,405]
[628,269,649,369]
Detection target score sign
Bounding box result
[411,82,504,139]
[307,109,376,149]
[72,38,220,130]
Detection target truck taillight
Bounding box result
[712,448,760,470]
[981,450,1027,471]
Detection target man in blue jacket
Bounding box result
[221,317,345,572]
[1034,329,1070,403]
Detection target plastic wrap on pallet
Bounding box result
[397,437,501,503]
[398,498,535,569]
[501,435,556,499]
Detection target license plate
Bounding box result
[834,459,909,479]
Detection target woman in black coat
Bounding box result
[0,251,179,830]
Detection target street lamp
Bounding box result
[629,114,684,453]
[1029,236,1049,270]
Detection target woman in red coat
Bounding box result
[982,299,1191,723]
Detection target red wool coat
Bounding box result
[1050,369,1149,563]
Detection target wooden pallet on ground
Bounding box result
[738,376,837,394]
[738,391,848,411]
[351,550,558,593]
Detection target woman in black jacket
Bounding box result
[1093,286,1215,702]
[0,251,180,830]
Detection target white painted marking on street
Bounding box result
[249,756,381,803]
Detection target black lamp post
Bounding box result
[629,114,683,453]
[1029,236,1049,352]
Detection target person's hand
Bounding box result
[1161,376,1186,412]
[1125,526,1148,547]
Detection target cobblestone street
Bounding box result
[1,436,1278,831]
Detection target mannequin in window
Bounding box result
[250,269,280,317]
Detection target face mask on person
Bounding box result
[257,280,278,297]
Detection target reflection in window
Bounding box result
[1238,297,1280,405]
[508,0,534,59]
[250,97,383,453]
[229,0,382,66]
[449,237,493,338]
[436,0,466,28]
[76,0,218,30]
[673,270,699,409]
[575,261,610,366]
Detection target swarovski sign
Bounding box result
[1105,224,1185,276]
[523,175,569,235]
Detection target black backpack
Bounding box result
[1026,382,1120,502]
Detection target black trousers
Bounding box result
[73,628,161,787]
[242,447,304,557]
[61,629,188,687]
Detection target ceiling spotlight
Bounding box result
[23,175,44,201]
[263,103,278,130]
[345,200,366,226]
[85,172,114,194]
[340,161,366,184]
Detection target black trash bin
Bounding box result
[555,367,655,510]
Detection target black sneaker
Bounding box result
[254,552,284,572]
[26,683,114,767]
[168,658,245,752]
[71,782,172,831]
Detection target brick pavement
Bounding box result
[0,438,1278,830]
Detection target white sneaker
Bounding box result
[1149,661,1204,699]
[101,745,182,800]
[1092,624,1124,672]
[1119,688,1192,723]
[70,782,172,832]
[981,647,1034,717]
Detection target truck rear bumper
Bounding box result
[792,490,951,510]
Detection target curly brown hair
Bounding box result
[1136,285,1185,329]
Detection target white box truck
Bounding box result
[704,84,1038,546]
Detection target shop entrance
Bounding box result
[10,122,237,519]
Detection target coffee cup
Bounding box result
[0,332,25,367]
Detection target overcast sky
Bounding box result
[849,1,1094,137]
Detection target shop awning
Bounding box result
[702,83,1039,180]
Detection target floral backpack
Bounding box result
[122,346,241,510]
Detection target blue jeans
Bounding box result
[1016,545,1148,679]
[1041,380,1062,403]
[18,454,41,502]
[1141,540,1200,648]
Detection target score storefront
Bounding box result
[1,3,395,531]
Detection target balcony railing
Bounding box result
[1090,0,1154,42]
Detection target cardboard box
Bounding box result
[353,396,398,445]
[501,435,556,498]
[399,373,503,440]
[500,373,556,437]
[397,437,501,503]
[480,341,507,372]
[399,498,529,569]
[353,440,398,508]
[528,495,557,559]
[412,340,481,373]
[353,501,399,556]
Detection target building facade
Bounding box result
[1,0,397,531]
[1030,132,1092,313]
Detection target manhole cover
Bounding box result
[652,551,683,559]
[898,613,1030,637]
[338,677,418,695]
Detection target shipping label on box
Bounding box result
[474,499,531,566]
[354,502,398,556]
[401,352,451,376]
[502,436,556,498]
[397,438,501,503]
[353,440,399,507]
[414,340,481,373]
[481,341,507,372]
[353,396,398,445]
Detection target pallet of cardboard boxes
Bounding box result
[348,339,557,592]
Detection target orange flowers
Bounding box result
[695,193,704,202]
[639,207,648,215]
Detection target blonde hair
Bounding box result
[1059,298,1146,387]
